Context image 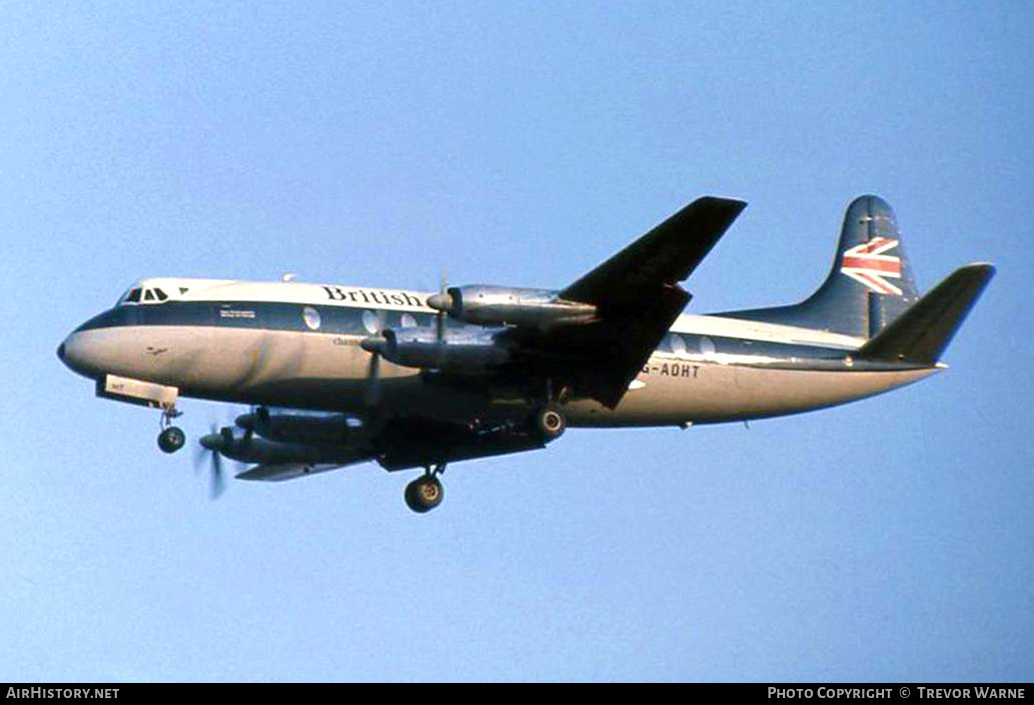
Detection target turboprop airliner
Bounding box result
[57,195,994,512]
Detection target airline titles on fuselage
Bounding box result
[323,286,425,309]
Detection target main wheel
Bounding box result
[532,405,566,441]
[404,475,444,513]
[158,426,186,454]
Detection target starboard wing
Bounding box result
[506,196,746,407]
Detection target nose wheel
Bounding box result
[157,406,186,454]
[404,465,445,513]
[158,426,186,453]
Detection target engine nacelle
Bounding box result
[202,428,367,466]
[427,285,597,328]
[362,326,509,372]
[235,407,357,445]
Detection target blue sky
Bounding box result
[1,1,1031,682]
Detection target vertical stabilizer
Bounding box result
[719,195,921,338]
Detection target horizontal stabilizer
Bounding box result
[857,263,995,365]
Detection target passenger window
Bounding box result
[362,310,383,334]
[303,306,321,330]
[700,336,717,358]
[670,334,687,358]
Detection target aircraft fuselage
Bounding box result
[59,277,936,429]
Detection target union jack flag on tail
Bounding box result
[840,237,902,295]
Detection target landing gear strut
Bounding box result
[404,464,445,513]
[157,406,186,454]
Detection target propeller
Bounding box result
[358,328,386,406]
[427,270,450,344]
[359,273,451,406]
[197,423,236,500]
[233,406,266,436]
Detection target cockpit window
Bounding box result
[118,285,173,306]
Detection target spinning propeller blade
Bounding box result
[197,422,234,500]
[435,270,448,343]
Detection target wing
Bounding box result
[236,463,351,482]
[374,416,549,471]
[226,414,551,482]
[559,196,747,311]
[507,196,746,407]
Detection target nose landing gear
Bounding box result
[157,406,186,454]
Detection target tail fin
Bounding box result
[721,195,922,337]
[857,263,995,365]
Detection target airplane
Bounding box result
[57,195,994,513]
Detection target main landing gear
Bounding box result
[532,404,566,441]
[157,406,186,454]
[404,464,445,514]
[529,377,568,442]
[401,388,568,514]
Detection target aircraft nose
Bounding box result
[57,333,76,369]
[57,331,96,378]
